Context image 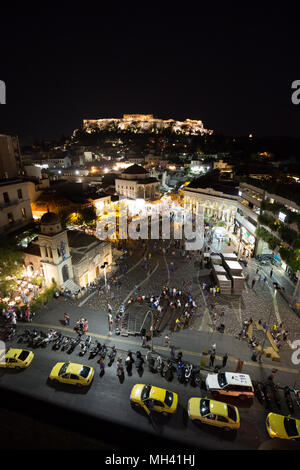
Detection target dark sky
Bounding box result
[0,8,299,144]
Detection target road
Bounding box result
[1,332,298,451]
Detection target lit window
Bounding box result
[21,207,26,219]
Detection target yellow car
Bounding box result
[130,384,178,416]
[49,362,94,387]
[266,413,300,440]
[0,348,34,369]
[188,397,240,431]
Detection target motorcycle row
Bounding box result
[253,380,300,414]
[16,328,116,361]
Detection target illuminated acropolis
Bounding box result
[82,115,213,136]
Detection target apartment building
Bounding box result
[0,179,33,233]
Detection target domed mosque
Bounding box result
[23,209,112,293]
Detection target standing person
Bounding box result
[107,303,112,313]
[251,279,256,289]
[270,269,273,278]
[211,342,216,353]
[209,352,215,367]
[108,313,113,335]
[170,345,176,360]
[164,334,170,347]
[64,313,70,326]
[222,353,228,368]
[141,335,147,348]
[99,357,105,376]
[264,276,267,284]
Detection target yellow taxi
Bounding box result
[266,413,300,440]
[49,362,94,387]
[0,348,34,369]
[130,384,178,416]
[188,397,240,431]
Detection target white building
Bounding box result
[115,164,160,201]
[24,211,112,290]
[0,179,33,234]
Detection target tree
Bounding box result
[0,236,25,297]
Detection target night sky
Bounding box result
[0,8,299,144]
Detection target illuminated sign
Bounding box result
[278,212,287,222]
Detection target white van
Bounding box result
[206,372,254,398]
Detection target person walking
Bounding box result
[64,313,70,326]
[270,269,273,278]
[222,353,228,368]
[99,357,105,376]
[251,279,256,289]
[108,313,113,335]
[141,335,147,348]
[164,334,170,347]
[170,345,176,360]
[209,352,215,367]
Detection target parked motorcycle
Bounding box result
[40,329,58,348]
[61,336,71,352]
[270,382,281,409]
[108,346,117,367]
[32,331,46,348]
[67,335,81,354]
[284,386,294,413]
[89,341,102,359]
[17,329,32,344]
[117,358,124,381]
[79,335,92,356]
[53,333,64,350]
[100,344,108,359]
[146,351,156,373]
[156,355,163,375]
[263,382,273,409]
[254,381,265,404]
[184,363,193,384]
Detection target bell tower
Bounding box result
[37,210,73,288]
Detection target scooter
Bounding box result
[108,346,117,366]
[17,329,32,344]
[79,335,92,356]
[89,341,102,359]
[32,331,46,348]
[156,356,163,375]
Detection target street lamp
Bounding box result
[101,261,108,289]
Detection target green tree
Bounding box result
[0,236,25,297]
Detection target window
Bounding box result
[217,415,228,423]
[17,189,23,199]
[3,192,9,203]
[7,213,14,224]
[21,207,26,219]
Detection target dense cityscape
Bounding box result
[1,10,300,458]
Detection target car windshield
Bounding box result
[164,391,174,407]
[18,351,29,361]
[284,417,299,437]
[58,363,68,376]
[80,366,91,378]
[227,405,237,422]
[141,385,151,401]
[200,399,210,416]
[217,373,227,388]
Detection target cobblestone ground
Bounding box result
[54,224,300,360]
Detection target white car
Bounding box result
[206,372,254,398]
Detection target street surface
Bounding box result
[1,232,300,450]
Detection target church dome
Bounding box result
[40,211,60,225]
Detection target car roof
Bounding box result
[66,362,90,375]
[149,385,169,401]
[6,348,22,358]
[224,372,253,387]
[208,399,230,417]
